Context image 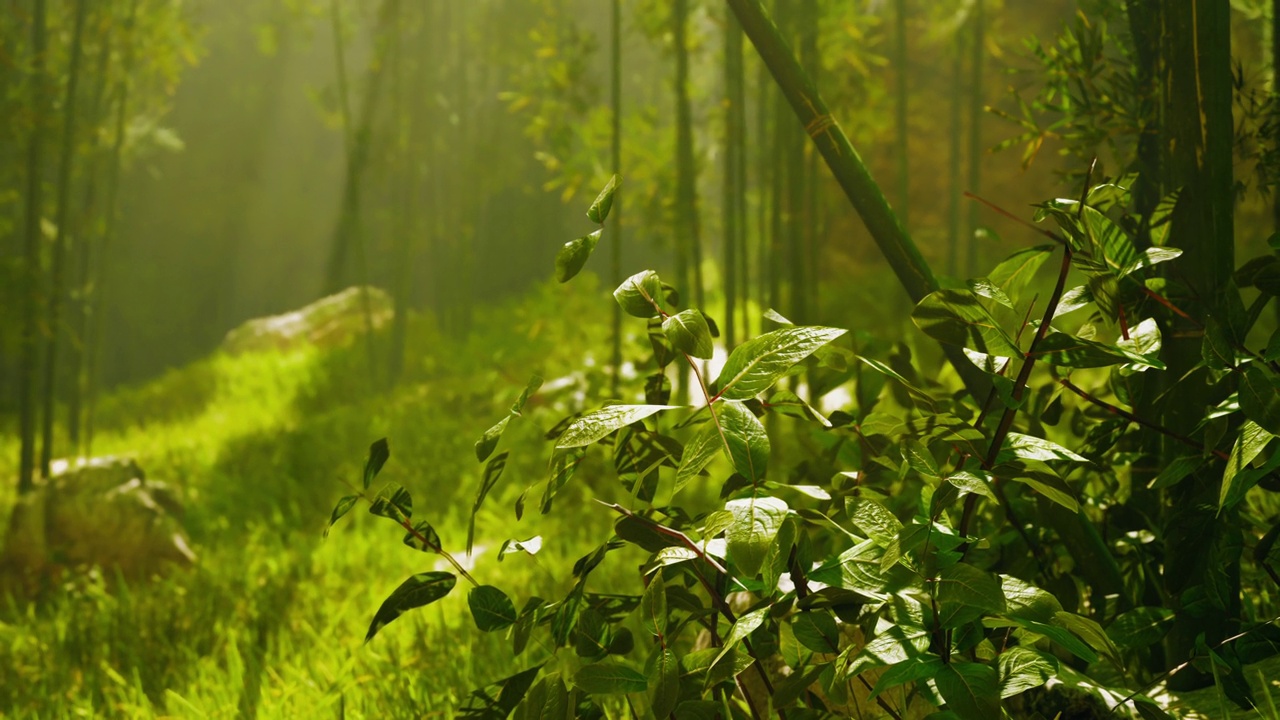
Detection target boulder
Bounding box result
[0,456,195,595]
[221,285,393,354]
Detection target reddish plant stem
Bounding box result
[1058,377,1230,461]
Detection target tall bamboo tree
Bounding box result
[673,0,703,309]
[964,0,984,277]
[1157,0,1237,690]
[946,19,965,276]
[893,0,909,229]
[18,0,49,494]
[609,0,623,394]
[724,4,744,349]
[37,0,90,476]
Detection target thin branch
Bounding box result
[1058,377,1230,461]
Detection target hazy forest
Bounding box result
[5,0,1280,717]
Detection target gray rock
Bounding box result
[0,456,196,594]
[221,285,393,354]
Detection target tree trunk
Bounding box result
[724,4,741,349]
[894,0,909,230]
[18,0,49,494]
[38,0,89,476]
[1158,0,1238,691]
[965,0,984,277]
[674,0,703,310]
[610,0,623,394]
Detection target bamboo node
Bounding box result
[805,113,836,140]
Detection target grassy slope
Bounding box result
[0,276,649,719]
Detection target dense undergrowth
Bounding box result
[0,275,662,718]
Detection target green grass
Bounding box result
[0,275,647,718]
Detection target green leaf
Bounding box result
[847,498,903,546]
[402,520,441,552]
[363,438,390,490]
[714,326,847,400]
[586,173,620,224]
[712,607,768,669]
[999,460,1079,513]
[555,229,602,283]
[998,646,1057,698]
[541,447,585,514]
[369,482,413,523]
[726,496,789,577]
[765,390,833,426]
[511,374,544,415]
[1107,606,1173,650]
[1001,575,1063,624]
[640,572,667,638]
[903,438,940,478]
[555,405,678,448]
[469,585,518,632]
[574,662,648,695]
[675,420,722,493]
[988,245,1054,300]
[947,470,996,501]
[647,648,680,718]
[791,611,839,653]
[1053,611,1120,662]
[614,271,664,318]
[1031,331,1165,370]
[324,495,358,537]
[662,309,714,359]
[498,536,543,561]
[469,451,510,554]
[1241,366,1280,435]
[968,278,1014,309]
[937,563,1006,614]
[868,654,944,700]
[719,400,770,484]
[1149,454,1204,490]
[475,416,511,463]
[935,661,1000,720]
[365,572,456,642]
[911,289,1022,357]
[1012,618,1098,663]
[999,432,1091,464]
[1220,420,1277,511]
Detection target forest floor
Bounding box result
[0,276,658,719]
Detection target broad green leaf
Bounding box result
[369,482,413,522]
[810,538,918,598]
[469,585,517,632]
[575,662,648,695]
[999,432,1090,464]
[1150,454,1204,490]
[640,572,667,638]
[762,515,799,593]
[947,470,996,500]
[647,648,680,718]
[555,405,678,448]
[1053,611,1120,662]
[998,646,1057,698]
[475,416,511,463]
[1220,420,1278,511]
[1116,317,1163,368]
[402,520,441,552]
[868,654,944,701]
[324,495,358,537]
[1031,331,1165,370]
[1012,618,1098,663]
[911,289,1022,357]
[766,390,833,426]
[513,674,569,720]
[498,536,543,561]
[572,609,611,659]
[937,563,1006,614]
[968,278,1014,309]
[903,438,940,478]
[847,498,903,547]
[772,663,827,709]
[554,229,601,283]
[999,460,1079,513]
[847,624,931,677]
[614,270,664,318]
[712,607,768,669]
[719,400,770,483]
[663,309,714,359]
[988,244,1054,300]
[714,326,847,400]
[365,572,456,642]
[855,356,937,409]
[1107,606,1173,650]
[791,611,839,653]
[469,451,510,553]
[1001,575,1063,624]
[1121,246,1183,277]
[1240,366,1280,435]
[541,447,585,514]
[935,661,1000,720]
[675,421,720,493]
[726,496,789,576]
[586,173,620,224]
[363,438,390,490]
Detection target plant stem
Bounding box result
[399,518,478,586]
[1058,377,1229,461]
